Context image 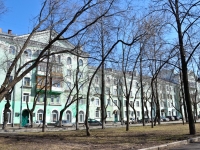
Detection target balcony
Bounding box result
[36,85,63,94]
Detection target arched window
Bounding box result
[107,77,110,83]
[37,109,43,121]
[66,110,72,122]
[52,110,58,122]
[79,59,83,66]
[24,49,32,58]
[9,46,16,55]
[67,57,72,65]
[79,111,84,123]
[35,50,42,56]
[95,76,98,83]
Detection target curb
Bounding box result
[138,136,200,150]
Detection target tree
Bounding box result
[150,0,200,134]
[0,0,119,102]
[0,0,7,16]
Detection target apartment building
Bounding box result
[0,29,199,127]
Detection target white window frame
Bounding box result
[23,93,30,102]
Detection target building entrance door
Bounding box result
[22,110,29,127]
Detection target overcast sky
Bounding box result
[0,0,41,35]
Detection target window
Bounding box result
[56,96,60,103]
[52,54,56,61]
[36,50,42,56]
[57,55,61,63]
[51,96,55,103]
[52,80,61,87]
[24,49,32,58]
[67,97,72,105]
[131,111,134,117]
[136,82,139,87]
[130,91,133,97]
[7,61,12,70]
[107,111,111,118]
[79,59,83,66]
[161,101,164,107]
[79,111,84,122]
[107,99,111,106]
[137,111,140,117]
[9,76,13,82]
[66,111,72,122]
[52,110,58,122]
[168,111,171,116]
[95,76,99,83]
[37,95,44,103]
[67,57,72,65]
[124,111,127,117]
[66,82,71,91]
[168,102,171,107]
[95,87,100,94]
[79,99,85,105]
[130,101,133,107]
[23,93,29,102]
[25,63,31,70]
[37,78,44,85]
[78,72,83,79]
[114,100,118,106]
[107,77,110,83]
[66,69,71,77]
[9,46,16,55]
[96,110,100,118]
[113,89,117,95]
[57,66,61,73]
[24,77,30,86]
[37,109,43,121]
[114,78,117,85]
[136,101,139,107]
[96,99,100,106]
[124,100,126,106]
[106,87,110,94]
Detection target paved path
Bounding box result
[169,142,200,150]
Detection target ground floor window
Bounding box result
[107,111,111,118]
[95,110,100,118]
[52,110,58,122]
[79,111,84,123]
[66,110,71,122]
[37,109,43,121]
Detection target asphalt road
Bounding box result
[169,142,200,150]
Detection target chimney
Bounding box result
[0,28,2,33]
[8,29,12,34]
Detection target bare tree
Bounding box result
[150,0,200,135]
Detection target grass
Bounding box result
[0,122,200,150]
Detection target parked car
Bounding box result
[25,120,47,128]
[55,120,75,127]
[88,118,102,126]
[138,117,151,123]
[160,117,170,122]
[166,116,175,121]
[124,118,135,124]
[173,116,180,120]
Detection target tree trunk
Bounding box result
[175,0,195,134]
[2,100,11,130]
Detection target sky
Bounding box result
[0,0,41,35]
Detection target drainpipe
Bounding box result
[19,77,24,128]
